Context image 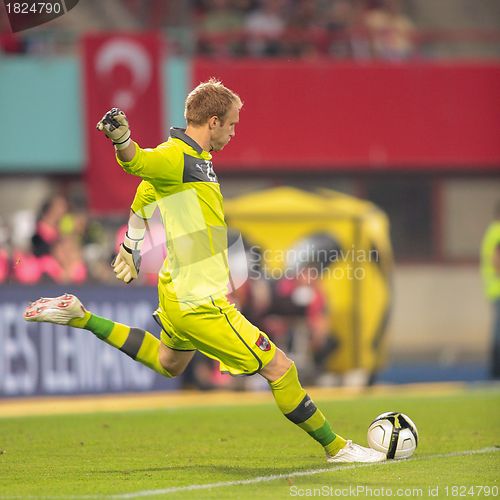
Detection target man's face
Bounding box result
[210,103,240,152]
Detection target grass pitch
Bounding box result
[0,385,499,499]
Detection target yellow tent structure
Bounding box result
[225,187,393,378]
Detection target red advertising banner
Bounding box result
[193,60,500,171]
[83,33,164,212]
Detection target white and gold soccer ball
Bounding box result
[367,412,418,459]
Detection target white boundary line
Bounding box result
[2,447,498,500]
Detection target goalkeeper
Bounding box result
[24,79,384,464]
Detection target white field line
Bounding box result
[1,446,498,500]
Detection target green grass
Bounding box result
[0,386,499,499]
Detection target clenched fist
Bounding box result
[96,108,131,150]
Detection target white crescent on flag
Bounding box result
[95,39,153,111]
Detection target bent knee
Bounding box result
[260,348,293,382]
[275,350,293,371]
[158,345,193,377]
[158,355,185,377]
[163,364,185,377]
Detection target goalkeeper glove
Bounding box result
[96,108,131,150]
[112,233,143,284]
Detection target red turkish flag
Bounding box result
[83,33,164,213]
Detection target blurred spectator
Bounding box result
[198,0,245,56]
[48,235,87,284]
[363,0,416,60]
[286,0,321,58]
[12,250,41,285]
[323,0,356,58]
[60,210,88,240]
[480,201,500,379]
[245,0,286,57]
[31,195,68,257]
[0,189,153,286]
[201,0,244,32]
[13,236,87,284]
[0,248,8,283]
[269,273,337,382]
[10,194,117,285]
[124,0,169,30]
[10,209,36,253]
[232,0,256,13]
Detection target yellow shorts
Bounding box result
[153,294,276,376]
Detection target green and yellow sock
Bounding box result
[269,362,347,456]
[69,312,172,378]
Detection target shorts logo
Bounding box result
[256,334,271,352]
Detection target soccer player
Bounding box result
[24,79,384,463]
[481,201,500,379]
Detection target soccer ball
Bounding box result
[367,412,418,459]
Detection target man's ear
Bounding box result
[208,116,219,129]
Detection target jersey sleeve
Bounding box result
[117,141,183,185]
[130,180,157,220]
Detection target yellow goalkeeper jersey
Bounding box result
[118,128,229,302]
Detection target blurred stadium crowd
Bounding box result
[2,0,499,59]
[0,0,416,60]
[0,193,114,286]
[194,0,416,60]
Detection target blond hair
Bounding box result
[185,78,242,126]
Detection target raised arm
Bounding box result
[96,108,181,181]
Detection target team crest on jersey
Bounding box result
[256,334,271,351]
